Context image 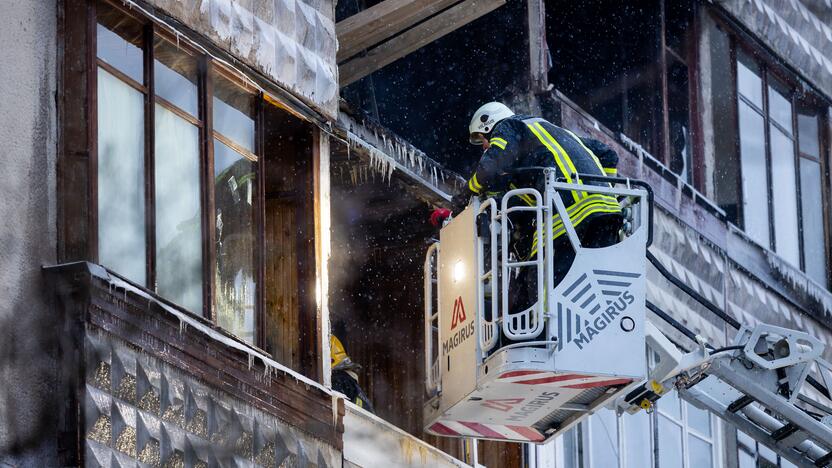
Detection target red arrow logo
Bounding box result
[482,398,525,412]
[451,296,467,330]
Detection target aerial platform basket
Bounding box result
[423,171,653,444]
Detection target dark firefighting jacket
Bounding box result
[462,115,621,254]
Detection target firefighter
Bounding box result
[330,334,374,412]
[431,102,622,307]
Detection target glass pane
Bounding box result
[738,449,755,468]
[589,409,619,468]
[212,71,255,152]
[798,110,820,157]
[155,104,202,312]
[624,408,651,468]
[737,430,756,450]
[214,138,256,344]
[800,157,827,286]
[562,425,582,468]
[688,435,713,468]
[768,80,793,134]
[737,53,763,107]
[739,100,770,247]
[658,387,682,419]
[781,458,798,468]
[154,36,198,117]
[686,401,711,437]
[667,57,691,183]
[770,125,800,265]
[658,415,683,468]
[97,2,144,84]
[758,444,777,464]
[97,68,146,284]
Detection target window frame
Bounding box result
[90,0,267,346]
[710,8,831,287]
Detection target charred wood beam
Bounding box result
[339,0,506,86]
[336,0,459,63]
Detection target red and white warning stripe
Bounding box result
[498,371,632,389]
[428,421,544,442]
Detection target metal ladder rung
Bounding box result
[728,395,755,413]
[506,260,538,268]
[481,271,493,280]
[771,423,799,442]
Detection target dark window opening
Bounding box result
[546,0,695,183]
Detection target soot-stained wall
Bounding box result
[0,0,58,465]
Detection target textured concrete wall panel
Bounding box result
[0,0,58,464]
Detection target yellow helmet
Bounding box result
[330,335,353,370]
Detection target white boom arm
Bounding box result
[621,322,832,468]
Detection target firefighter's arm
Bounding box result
[467,125,522,195]
[581,137,619,176]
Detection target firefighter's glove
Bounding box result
[430,208,452,227]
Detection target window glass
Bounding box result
[767,80,793,134]
[798,111,820,157]
[155,104,202,312]
[590,409,619,468]
[213,137,256,344]
[97,68,146,284]
[658,385,682,419]
[781,458,798,468]
[687,434,713,468]
[737,53,763,108]
[738,449,755,468]
[658,415,683,468]
[686,402,711,437]
[213,72,255,151]
[770,125,800,265]
[154,36,198,117]
[758,444,777,466]
[665,0,693,56]
[801,157,827,286]
[96,2,144,84]
[739,100,770,246]
[624,408,651,468]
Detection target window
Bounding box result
[547,0,696,184]
[94,1,260,345]
[657,392,717,468]
[737,430,797,468]
[732,48,828,281]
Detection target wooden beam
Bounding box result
[339,0,506,86]
[527,0,548,93]
[336,0,458,63]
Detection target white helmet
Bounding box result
[468,102,515,144]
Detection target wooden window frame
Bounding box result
[90,0,270,347]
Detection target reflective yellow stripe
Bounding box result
[532,123,585,202]
[528,194,621,256]
[489,137,507,149]
[526,123,579,202]
[604,167,618,176]
[509,183,535,206]
[564,129,605,173]
[468,173,483,193]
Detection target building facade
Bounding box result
[1,0,831,467]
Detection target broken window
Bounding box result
[547,0,695,183]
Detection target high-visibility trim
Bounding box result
[509,183,535,206]
[526,123,579,203]
[468,173,483,193]
[532,123,584,202]
[528,194,621,256]
[564,128,605,174]
[604,167,618,176]
[489,137,507,149]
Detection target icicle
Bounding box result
[248,354,254,370]
[179,319,188,336]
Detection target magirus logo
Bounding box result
[443,296,475,354]
[556,269,641,351]
[481,398,524,412]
